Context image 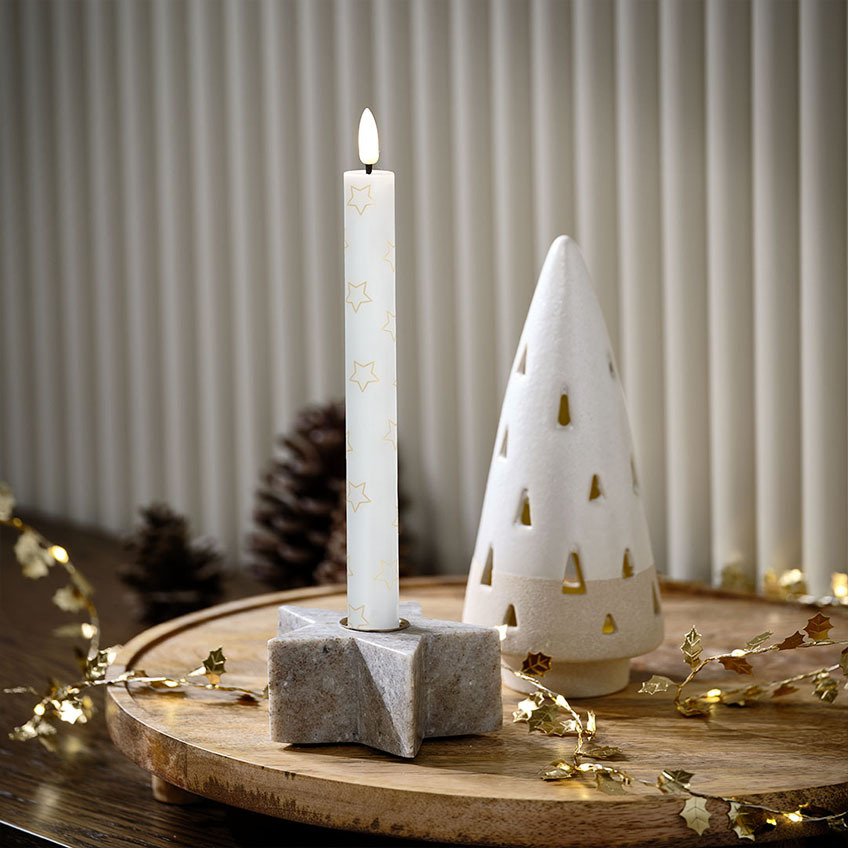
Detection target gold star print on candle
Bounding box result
[345,281,373,312]
[374,560,397,590]
[381,310,396,342]
[346,430,353,453]
[382,419,398,450]
[392,507,399,529]
[346,555,353,578]
[347,604,370,628]
[346,481,372,511]
[344,228,349,250]
[382,240,395,273]
[346,184,374,216]
[349,360,379,392]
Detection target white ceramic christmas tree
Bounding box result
[462,236,663,697]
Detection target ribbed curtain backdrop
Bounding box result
[1,0,846,593]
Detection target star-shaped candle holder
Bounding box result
[268,602,502,758]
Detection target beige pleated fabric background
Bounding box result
[1,0,846,592]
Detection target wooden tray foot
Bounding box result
[151,775,200,805]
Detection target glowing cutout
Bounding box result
[652,583,661,615]
[499,428,508,458]
[503,604,518,627]
[557,393,571,427]
[602,613,617,634]
[622,549,634,579]
[516,345,527,375]
[562,551,586,594]
[517,491,532,526]
[589,474,603,501]
[631,457,639,494]
[480,547,493,586]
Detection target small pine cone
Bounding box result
[249,401,346,589]
[121,503,223,625]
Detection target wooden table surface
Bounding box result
[1,515,845,847]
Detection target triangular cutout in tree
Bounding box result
[463,236,663,697]
[503,604,517,627]
[562,551,586,594]
[622,549,634,578]
[589,474,603,501]
[558,393,571,427]
[499,429,509,458]
[516,346,527,375]
[602,613,617,634]
[517,491,531,526]
[480,547,493,586]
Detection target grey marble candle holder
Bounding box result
[268,601,502,758]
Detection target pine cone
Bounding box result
[250,399,412,588]
[121,503,223,625]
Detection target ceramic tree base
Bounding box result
[502,656,630,698]
[267,601,502,758]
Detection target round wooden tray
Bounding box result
[106,578,848,847]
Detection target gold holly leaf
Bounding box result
[521,651,552,677]
[527,704,579,736]
[777,631,805,651]
[804,612,832,642]
[728,801,757,840]
[681,627,703,668]
[14,530,54,579]
[84,649,112,682]
[512,696,542,723]
[56,695,94,725]
[52,585,87,613]
[680,797,711,835]
[718,655,754,675]
[771,682,798,698]
[639,674,675,695]
[657,768,695,793]
[813,674,839,703]
[595,772,627,795]
[586,710,596,737]
[202,647,227,684]
[529,714,580,737]
[540,761,577,781]
[676,697,711,717]
[744,632,772,651]
[581,743,625,761]
[10,716,56,744]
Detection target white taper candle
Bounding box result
[343,108,399,631]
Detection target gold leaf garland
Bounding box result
[639,614,848,717]
[1,489,265,749]
[510,630,848,840]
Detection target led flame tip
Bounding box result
[358,107,379,166]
